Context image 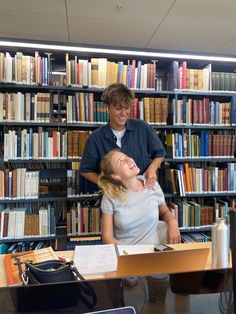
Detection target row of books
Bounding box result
[0,241,48,254]
[0,92,51,122]
[211,71,236,91]
[67,93,110,123]
[135,97,168,124]
[166,131,236,158]
[173,97,235,125]
[67,93,169,124]
[2,91,236,126]
[1,52,236,92]
[67,169,99,195]
[3,128,67,160]
[0,206,56,239]
[181,232,211,243]
[166,61,212,90]
[0,51,48,85]
[0,92,169,125]
[168,198,231,228]
[66,56,156,89]
[66,237,102,250]
[165,163,236,196]
[168,62,236,92]
[67,130,90,158]
[66,203,101,235]
[0,168,39,199]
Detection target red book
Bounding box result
[182,61,187,89]
[52,131,59,157]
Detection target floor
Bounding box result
[124,277,234,314]
[0,278,234,314]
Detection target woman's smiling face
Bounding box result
[111,151,140,180]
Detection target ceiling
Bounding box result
[0,0,236,57]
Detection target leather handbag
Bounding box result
[19,259,97,312]
[21,259,84,284]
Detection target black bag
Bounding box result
[22,259,85,284]
[18,259,97,312]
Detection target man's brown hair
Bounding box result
[101,83,134,108]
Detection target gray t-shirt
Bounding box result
[101,176,166,244]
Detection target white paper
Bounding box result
[73,244,117,275]
[117,244,155,255]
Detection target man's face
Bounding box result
[108,103,131,130]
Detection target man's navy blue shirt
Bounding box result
[80,119,166,175]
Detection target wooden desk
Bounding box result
[0,242,231,288]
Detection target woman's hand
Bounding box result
[167,219,181,244]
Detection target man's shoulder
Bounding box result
[128,119,148,129]
[90,124,108,138]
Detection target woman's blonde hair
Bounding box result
[98,149,126,201]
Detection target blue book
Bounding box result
[178,133,183,157]
[200,131,205,157]
[28,128,33,158]
[117,61,123,83]
[172,61,179,89]
[136,60,142,89]
[0,243,9,254]
[182,96,187,123]
[42,57,48,85]
[127,64,132,88]
[231,96,236,124]
[72,95,76,122]
[204,131,209,156]
[49,206,56,235]
[17,128,21,158]
[176,201,183,227]
[214,101,219,125]
[84,93,89,121]
[44,131,48,158]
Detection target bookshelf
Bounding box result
[0,40,235,252]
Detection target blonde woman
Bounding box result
[98,149,180,246]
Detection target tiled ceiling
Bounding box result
[0,0,235,56]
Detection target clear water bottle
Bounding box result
[211,218,230,268]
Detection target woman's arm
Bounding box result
[101,213,118,244]
[159,203,181,244]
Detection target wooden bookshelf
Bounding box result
[0,43,236,252]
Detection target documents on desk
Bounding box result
[117,244,155,255]
[73,244,158,276]
[73,243,209,277]
[73,244,117,275]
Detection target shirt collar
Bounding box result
[104,119,135,139]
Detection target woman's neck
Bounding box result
[123,177,144,192]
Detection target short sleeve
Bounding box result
[80,135,100,173]
[154,181,166,205]
[101,194,115,215]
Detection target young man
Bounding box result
[80,83,166,189]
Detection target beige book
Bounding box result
[91,58,99,87]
